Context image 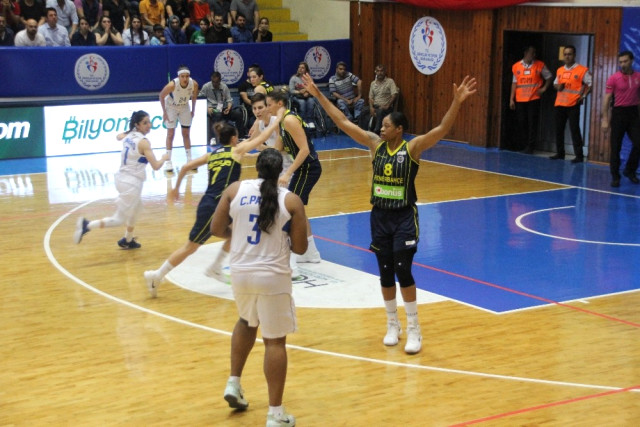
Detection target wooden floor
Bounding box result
[2,147,640,426]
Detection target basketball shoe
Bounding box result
[223,379,248,410]
[266,410,296,426]
[404,324,422,354]
[383,320,402,346]
[143,271,159,298]
[73,217,90,244]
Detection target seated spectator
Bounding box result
[46,0,78,36]
[230,0,257,32]
[205,12,230,43]
[2,0,21,32]
[164,14,186,44]
[230,12,251,43]
[252,16,270,42]
[187,0,208,37]
[123,14,149,45]
[165,0,189,34]
[189,17,208,44]
[329,61,365,122]
[367,64,399,134]
[19,0,46,27]
[200,71,245,140]
[0,14,15,45]
[250,65,273,95]
[149,23,165,44]
[14,17,45,45]
[209,0,230,27]
[102,0,129,34]
[94,14,123,45]
[289,62,318,124]
[238,65,259,130]
[139,0,165,35]
[74,0,101,29]
[71,15,96,44]
[38,7,70,45]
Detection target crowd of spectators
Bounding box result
[0,0,273,46]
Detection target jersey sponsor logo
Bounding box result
[305,46,332,80]
[373,183,404,200]
[214,49,245,85]
[74,54,110,91]
[409,16,447,75]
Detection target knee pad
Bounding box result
[375,252,396,288]
[394,249,416,288]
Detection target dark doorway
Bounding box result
[501,31,594,156]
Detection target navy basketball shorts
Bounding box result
[189,195,219,244]
[288,159,322,205]
[369,204,419,255]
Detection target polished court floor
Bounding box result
[2,135,639,425]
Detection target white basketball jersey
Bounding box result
[119,131,148,181]
[165,77,194,107]
[259,116,293,172]
[229,179,292,276]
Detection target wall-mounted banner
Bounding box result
[0,107,45,160]
[409,16,447,75]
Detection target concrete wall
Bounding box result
[282,0,350,40]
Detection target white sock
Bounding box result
[124,231,133,241]
[185,148,191,161]
[228,375,240,385]
[87,220,100,230]
[384,299,398,323]
[306,235,319,255]
[166,149,172,159]
[269,405,284,417]
[157,260,174,281]
[404,300,419,327]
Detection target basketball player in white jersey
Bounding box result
[249,93,294,174]
[74,111,169,248]
[211,148,308,427]
[159,65,199,174]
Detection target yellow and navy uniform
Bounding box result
[370,139,419,209]
[259,81,273,94]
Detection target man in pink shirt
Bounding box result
[601,50,640,187]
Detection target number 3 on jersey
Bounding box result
[247,214,262,245]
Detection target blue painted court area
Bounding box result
[311,186,640,313]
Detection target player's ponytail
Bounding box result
[256,148,283,232]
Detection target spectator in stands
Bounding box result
[19,0,46,27]
[209,0,230,27]
[252,16,270,42]
[230,12,251,43]
[46,0,78,36]
[102,0,128,34]
[39,7,70,45]
[94,14,123,45]
[74,0,100,29]
[71,15,96,44]
[230,0,256,32]
[189,16,207,43]
[200,71,245,139]
[238,65,259,131]
[250,65,273,96]
[187,0,208,37]
[149,23,165,44]
[123,14,149,45]
[139,0,165,35]
[2,0,21,32]
[289,62,318,125]
[0,14,15,45]
[164,14,186,44]
[205,12,230,43]
[329,61,364,123]
[14,17,45,45]
[368,64,399,134]
[165,0,189,34]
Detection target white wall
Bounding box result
[282,0,351,40]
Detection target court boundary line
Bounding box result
[44,202,640,396]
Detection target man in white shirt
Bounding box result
[45,0,77,35]
[38,7,70,46]
[14,18,46,46]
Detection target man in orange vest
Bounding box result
[510,46,553,154]
[550,45,592,162]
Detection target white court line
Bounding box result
[44,201,639,395]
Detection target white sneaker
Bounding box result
[296,250,321,263]
[164,160,174,173]
[205,265,230,284]
[404,325,422,354]
[266,410,296,426]
[143,271,159,298]
[224,380,248,410]
[383,320,402,346]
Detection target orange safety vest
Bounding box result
[512,60,546,102]
[554,64,589,107]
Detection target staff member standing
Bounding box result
[601,50,640,187]
[550,45,592,163]
[509,46,552,154]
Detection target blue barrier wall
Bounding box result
[0,40,351,99]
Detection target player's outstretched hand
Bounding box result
[301,73,320,97]
[453,76,477,104]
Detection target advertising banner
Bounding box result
[0,107,45,160]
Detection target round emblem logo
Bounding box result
[74,54,110,90]
[304,46,331,79]
[409,17,447,75]
[214,49,245,85]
